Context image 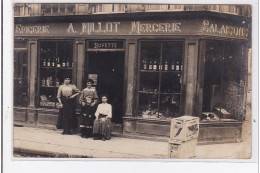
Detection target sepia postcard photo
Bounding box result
[11,2,254,160]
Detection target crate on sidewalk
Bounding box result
[170,116,199,141]
[168,138,197,159]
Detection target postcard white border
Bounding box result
[2,0,259,172]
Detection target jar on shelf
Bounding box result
[41,78,46,86]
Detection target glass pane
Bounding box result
[67,4,75,14]
[39,41,57,108]
[44,4,51,15]
[59,4,66,14]
[202,42,243,121]
[160,41,183,118]
[139,41,160,118]
[14,51,28,107]
[202,42,223,112]
[52,4,58,14]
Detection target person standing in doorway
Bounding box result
[79,79,99,138]
[93,94,113,141]
[56,77,81,135]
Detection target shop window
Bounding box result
[138,41,184,119]
[52,4,58,15]
[59,4,66,15]
[67,4,75,15]
[202,42,245,121]
[43,4,52,15]
[39,41,73,109]
[14,51,28,107]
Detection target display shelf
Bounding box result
[139,91,159,94]
[160,92,181,95]
[140,70,181,73]
[40,86,58,88]
[41,66,55,69]
[57,67,73,70]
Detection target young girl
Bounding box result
[93,94,113,141]
[79,96,96,138]
[79,79,98,138]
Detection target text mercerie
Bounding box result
[130,21,182,34]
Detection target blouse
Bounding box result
[57,84,80,98]
[95,103,112,118]
[79,87,98,104]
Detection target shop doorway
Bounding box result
[86,52,125,124]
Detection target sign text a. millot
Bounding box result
[67,21,182,34]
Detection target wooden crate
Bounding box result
[168,139,197,159]
[170,116,199,141]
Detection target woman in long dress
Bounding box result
[93,94,113,141]
[79,79,98,138]
[56,77,81,135]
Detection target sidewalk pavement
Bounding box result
[13,111,251,159]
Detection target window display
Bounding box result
[202,41,244,121]
[39,41,73,108]
[138,41,184,119]
[14,50,28,107]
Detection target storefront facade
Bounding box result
[14,7,251,144]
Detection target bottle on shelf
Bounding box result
[62,57,66,67]
[49,76,53,86]
[46,77,50,86]
[51,57,56,67]
[176,61,180,71]
[171,61,175,71]
[143,59,147,70]
[42,57,46,67]
[66,57,70,67]
[56,57,61,68]
[148,59,153,70]
[164,61,168,71]
[47,57,51,67]
[159,62,162,71]
[153,59,157,71]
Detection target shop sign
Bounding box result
[202,20,249,38]
[15,24,49,34]
[88,40,124,49]
[14,19,249,39]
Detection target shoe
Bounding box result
[102,137,106,141]
[93,137,99,140]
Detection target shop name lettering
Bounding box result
[15,24,49,34]
[202,20,249,38]
[66,22,182,34]
[93,42,118,49]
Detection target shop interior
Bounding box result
[202,41,244,121]
[86,52,125,124]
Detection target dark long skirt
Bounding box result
[93,115,112,140]
[56,96,77,129]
